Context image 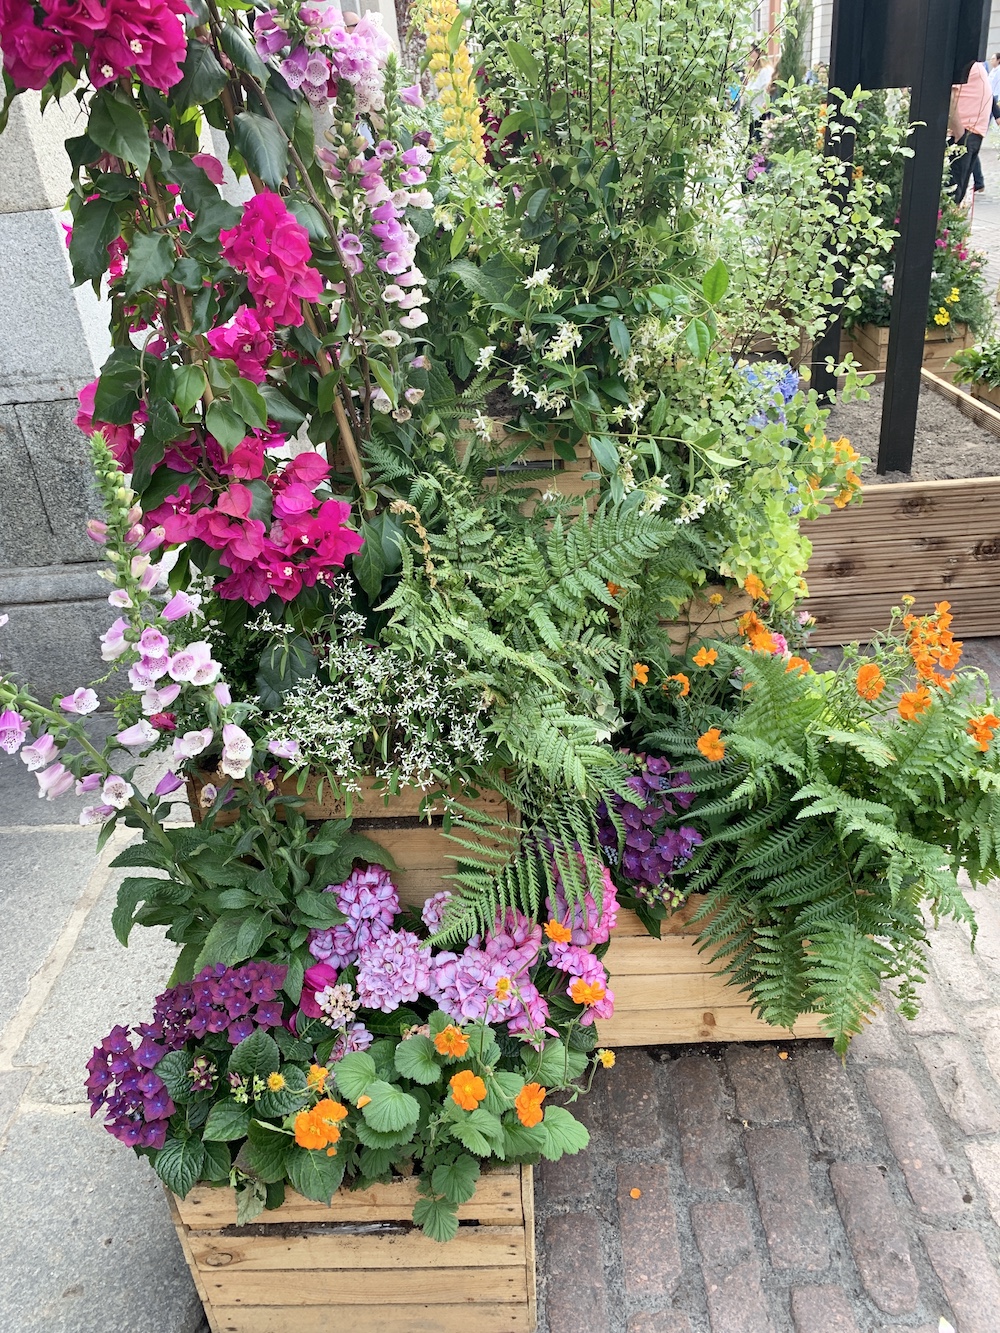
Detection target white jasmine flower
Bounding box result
[475,344,496,370]
[523,265,554,289]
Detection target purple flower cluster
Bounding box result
[152,961,287,1048]
[427,909,548,1032]
[85,1025,175,1149]
[308,864,399,969]
[253,7,392,111]
[356,928,432,1011]
[546,861,619,946]
[597,755,702,904]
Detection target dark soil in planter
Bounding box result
[825,381,1000,484]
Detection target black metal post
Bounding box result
[877,0,959,474]
[811,0,864,397]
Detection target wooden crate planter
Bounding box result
[598,899,826,1045]
[461,416,594,513]
[168,1166,536,1333]
[663,585,752,656]
[971,380,1000,411]
[841,322,973,377]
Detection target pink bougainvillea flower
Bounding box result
[191,152,225,185]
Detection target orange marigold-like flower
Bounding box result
[693,647,718,667]
[307,1064,328,1092]
[697,727,726,762]
[545,919,573,944]
[786,655,811,676]
[898,685,932,722]
[737,609,776,653]
[967,713,1000,752]
[666,672,690,697]
[570,977,607,1006]
[266,1072,286,1092]
[294,1098,348,1151]
[434,1025,469,1058]
[607,581,623,597]
[631,662,649,687]
[450,1069,487,1111]
[514,1082,546,1128]
[743,573,767,601]
[855,662,886,701]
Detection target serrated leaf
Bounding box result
[155,1049,193,1103]
[539,1105,590,1160]
[201,1139,232,1182]
[233,112,289,189]
[393,1035,442,1086]
[203,1100,251,1142]
[430,1153,480,1204]
[333,1052,378,1101]
[361,1080,421,1134]
[502,1121,547,1159]
[450,1108,504,1157]
[228,1030,280,1080]
[483,1070,524,1116]
[256,1066,309,1118]
[522,1039,588,1086]
[413,1193,459,1243]
[355,1120,415,1149]
[153,1136,205,1197]
[88,92,150,174]
[286,1143,346,1202]
[245,1120,293,1183]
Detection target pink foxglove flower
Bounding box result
[100,618,130,662]
[79,804,116,826]
[36,762,75,800]
[141,683,181,714]
[139,627,170,657]
[108,589,133,608]
[220,724,253,778]
[172,728,214,761]
[267,738,299,758]
[76,773,103,795]
[153,771,183,796]
[0,709,29,755]
[213,682,232,707]
[168,641,221,685]
[399,83,425,108]
[20,733,58,771]
[86,520,109,545]
[116,720,159,749]
[101,775,135,809]
[59,687,99,715]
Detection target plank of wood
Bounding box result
[595,1005,828,1045]
[521,1166,536,1333]
[806,551,1000,592]
[609,970,750,1009]
[211,1302,533,1333]
[804,587,1000,644]
[167,1193,224,1333]
[921,367,1000,440]
[204,1265,528,1306]
[190,1227,525,1274]
[176,1171,522,1231]
[604,934,727,976]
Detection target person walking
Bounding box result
[949,58,993,204]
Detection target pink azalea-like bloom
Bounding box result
[214,682,232,707]
[108,589,132,609]
[149,711,177,731]
[0,709,29,755]
[400,144,432,168]
[36,761,75,800]
[139,626,170,658]
[20,733,58,771]
[59,687,99,715]
[308,865,400,968]
[356,929,431,1012]
[153,770,184,796]
[172,728,214,761]
[399,309,428,329]
[299,961,338,1019]
[206,306,274,383]
[116,720,159,749]
[162,590,200,621]
[399,83,425,108]
[86,519,109,545]
[191,152,225,185]
[101,775,134,809]
[220,723,253,779]
[771,633,789,655]
[220,192,324,327]
[253,7,287,57]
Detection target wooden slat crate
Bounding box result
[460,416,595,513]
[802,472,1000,645]
[841,322,972,377]
[598,900,827,1045]
[168,1166,536,1333]
[663,585,752,656]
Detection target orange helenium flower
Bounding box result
[545,919,572,944]
[515,1082,546,1128]
[898,685,932,722]
[294,1098,348,1151]
[737,609,777,654]
[666,672,690,697]
[434,1025,469,1057]
[570,978,607,1006]
[693,647,718,667]
[697,727,726,762]
[631,662,649,687]
[450,1069,487,1111]
[743,573,767,601]
[967,713,1000,752]
[786,655,811,676]
[494,976,512,1000]
[855,663,886,701]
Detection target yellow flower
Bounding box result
[597,1049,616,1068]
[494,976,512,1000]
[933,307,951,326]
[266,1072,286,1092]
[946,286,960,304]
[411,0,485,168]
[708,592,724,606]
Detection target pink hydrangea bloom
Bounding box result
[308,865,400,969]
[546,863,619,947]
[355,929,431,1012]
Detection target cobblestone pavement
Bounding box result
[4,657,1000,1332]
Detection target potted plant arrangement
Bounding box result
[951,337,1000,409]
[0,0,991,1325]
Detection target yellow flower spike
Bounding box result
[411,0,486,169]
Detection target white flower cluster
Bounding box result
[544,321,583,363]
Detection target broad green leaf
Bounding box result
[368,359,396,407]
[522,1039,588,1086]
[334,1051,378,1101]
[201,1139,232,1182]
[69,196,120,285]
[256,1066,309,1118]
[235,1180,267,1224]
[245,1120,293,1183]
[702,258,730,304]
[684,317,712,362]
[588,433,620,472]
[174,365,207,415]
[393,1035,443,1086]
[352,520,386,600]
[153,1136,205,1197]
[88,92,150,174]
[483,1071,524,1116]
[286,1143,346,1202]
[205,399,247,452]
[539,1105,590,1160]
[233,112,289,189]
[316,371,341,416]
[172,41,228,112]
[355,1121,416,1149]
[430,1154,480,1204]
[192,913,247,971]
[155,1049,194,1103]
[608,315,631,359]
[525,187,551,221]
[124,232,174,296]
[218,21,269,83]
[505,39,540,83]
[202,1100,251,1142]
[230,377,268,429]
[502,1121,547,1159]
[111,876,166,945]
[413,1193,459,1243]
[361,1081,421,1134]
[228,1029,280,1080]
[450,1108,504,1157]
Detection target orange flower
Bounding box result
[967,713,1000,752]
[294,1098,348,1151]
[631,662,649,687]
[266,1072,286,1092]
[737,609,776,653]
[545,919,573,944]
[450,1069,487,1111]
[693,647,718,667]
[697,727,726,762]
[607,581,623,596]
[514,1082,546,1128]
[570,978,607,1006]
[434,1025,469,1058]
[494,976,512,1000]
[786,655,811,676]
[898,685,932,722]
[307,1064,329,1092]
[666,672,690,697]
[743,573,768,601]
[855,662,886,701]
[357,1094,371,1108]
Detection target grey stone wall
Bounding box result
[0,92,111,702]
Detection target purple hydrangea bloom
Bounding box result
[421,890,452,935]
[308,865,400,969]
[332,1022,374,1061]
[85,1025,175,1149]
[546,862,619,946]
[151,961,288,1048]
[597,754,702,906]
[356,929,431,1012]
